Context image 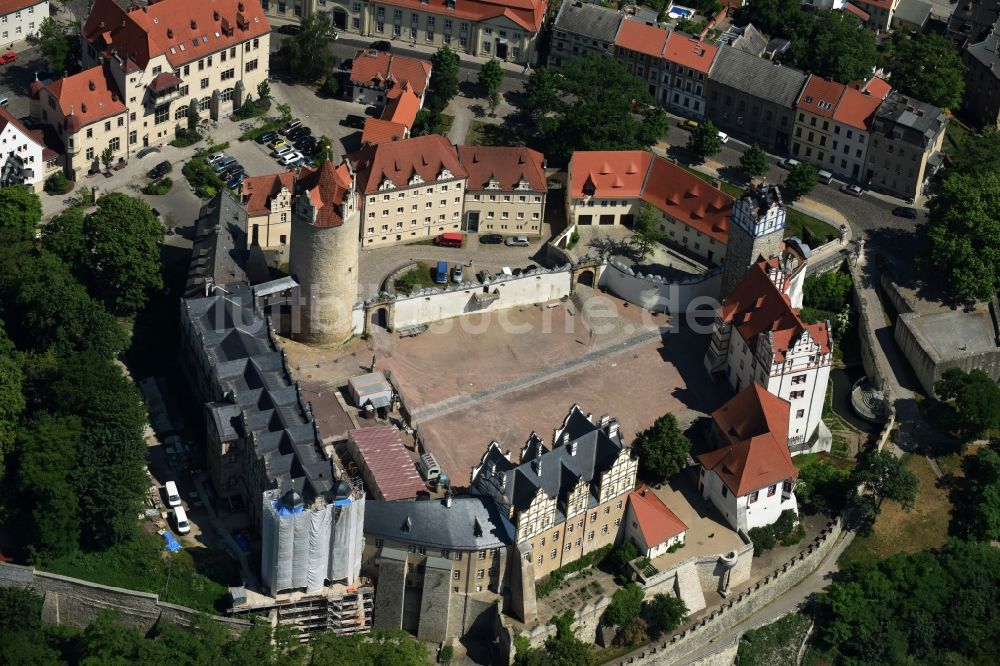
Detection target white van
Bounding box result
[164,480,181,507]
[173,506,191,535]
[817,169,834,184]
[717,131,729,143]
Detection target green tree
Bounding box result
[851,449,918,521]
[733,0,811,40]
[783,162,817,201]
[320,72,339,97]
[309,629,427,665]
[789,12,878,83]
[923,170,1000,302]
[646,593,688,634]
[739,144,769,181]
[0,185,42,240]
[0,326,24,480]
[427,45,460,114]
[947,126,1000,178]
[83,193,164,314]
[15,415,83,560]
[37,18,73,74]
[100,146,114,172]
[438,644,454,664]
[935,369,1000,437]
[0,584,42,635]
[631,203,664,260]
[478,58,505,115]
[616,616,648,646]
[686,119,722,163]
[257,80,272,106]
[632,413,691,483]
[188,104,201,132]
[606,583,644,626]
[955,445,1000,542]
[796,457,852,515]
[43,171,70,195]
[543,611,594,666]
[280,14,337,83]
[41,206,87,275]
[885,33,966,110]
[607,539,640,575]
[803,271,853,312]
[524,57,668,161]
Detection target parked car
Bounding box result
[148,160,171,179]
[817,169,834,184]
[286,126,311,141]
[173,506,191,535]
[218,164,243,180]
[479,233,503,244]
[301,142,322,157]
[840,184,865,197]
[778,158,801,170]
[280,119,302,135]
[370,40,392,52]
[0,52,17,64]
[278,25,301,35]
[892,206,918,219]
[256,131,278,145]
[451,265,463,282]
[280,151,304,166]
[679,119,699,131]
[341,114,366,129]
[268,138,287,151]
[340,58,353,71]
[206,152,226,165]
[505,235,530,246]
[434,261,448,284]
[717,131,729,143]
[295,136,317,150]
[273,145,294,158]
[227,173,247,190]
[212,156,237,172]
[164,481,181,508]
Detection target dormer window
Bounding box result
[485,177,500,190]
[439,168,453,180]
[515,177,530,191]
[379,177,395,190]
[409,172,424,186]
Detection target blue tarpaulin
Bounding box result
[273,500,304,516]
[163,531,182,552]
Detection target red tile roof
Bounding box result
[719,258,831,360]
[361,118,408,146]
[43,64,126,131]
[796,75,846,119]
[615,18,670,57]
[381,83,422,127]
[296,160,355,229]
[698,384,797,496]
[350,49,432,98]
[628,485,687,546]
[844,2,871,21]
[569,151,732,243]
[0,0,44,15]
[349,425,426,501]
[240,171,294,216]
[832,78,890,130]
[457,145,547,193]
[149,71,183,93]
[664,32,718,75]
[852,0,894,10]
[374,0,546,33]
[348,134,466,195]
[83,0,270,70]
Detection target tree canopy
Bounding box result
[478,58,505,115]
[687,120,722,164]
[952,445,1000,542]
[803,272,853,312]
[782,163,817,201]
[523,57,668,162]
[631,203,664,260]
[934,369,1000,438]
[739,144,769,181]
[885,33,966,110]
[280,14,338,83]
[788,12,877,83]
[646,593,688,634]
[37,18,74,75]
[632,413,691,483]
[850,449,918,522]
[426,45,460,114]
[605,583,644,627]
[0,185,42,240]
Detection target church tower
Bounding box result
[720,184,786,297]
[287,160,361,344]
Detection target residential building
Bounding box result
[890,0,932,31]
[791,75,846,169]
[947,0,998,43]
[697,384,799,531]
[362,495,513,642]
[613,19,671,109]
[706,45,807,154]
[346,425,427,501]
[827,78,891,182]
[849,0,900,30]
[661,31,718,118]
[330,0,547,65]
[259,0,320,23]
[456,144,547,235]
[470,406,637,588]
[0,107,56,190]
[549,0,623,69]
[865,90,947,200]
[705,252,833,454]
[715,23,768,57]
[963,20,1000,129]
[349,49,431,105]
[240,171,295,252]
[0,0,46,46]
[623,486,687,559]
[566,150,732,265]
[800,0,847,10]
[31,0,270,179]
[348,134,468,248]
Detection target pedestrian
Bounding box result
[370,354,376,372]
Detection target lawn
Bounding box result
[737,611,812,666]
[43,530,238,613]
[465,120,523,146]
[838,453,950,568]
[393,261,443,294]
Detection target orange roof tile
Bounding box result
[297,161,354,229]
[641,155,732,243]
[628,485,687,546]
[719,258,831,360]
[614,18,670,57]
[698,384,797,496]
[361,118,408,146]
[0,0,44,14]
[348,134,466,194]
[457,145,547,193]
[852,0,893,10]
[350,49,432,98]
[373,0,546,33]
[569,150,652,199]
[44,64,126,131]
[83,0,270,70]
[796,75,846,119]
[381,83,422,128]
[832,78,890,131]
[844,2,871,21]
[240,171,294,216]
[664,32,718,75]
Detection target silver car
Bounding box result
[505,235,530,247]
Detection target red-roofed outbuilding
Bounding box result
[625,485,688,558]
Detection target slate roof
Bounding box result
[471,405,629,513]
[708,46,808,109]
[553,1,623,43]
[870,90,947,150]
[891,0,931,27]
[184,192,247,298]
[365,495,515,550]
[965,21,1000,81]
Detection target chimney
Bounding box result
[238,1,245,10]
[213,10,220,20]
[191,19,197,29]
[88,80,96,91]
[167,28,173,38]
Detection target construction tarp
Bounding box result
[163,531,182,553]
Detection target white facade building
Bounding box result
[0,0,47,46]
[705,249,832,454]
[0,107,50,190]
[624,485,687,559]
[697,384,799,532]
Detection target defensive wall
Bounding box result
[0,562,253,635]
[600,259,723,315]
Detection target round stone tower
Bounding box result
[287,160,361,344]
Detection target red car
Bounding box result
[0,52,16,64]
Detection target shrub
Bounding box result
[182,158,224,198]
[169,128,202,148]
[616,616,648,646]
[606,583,644,627]
[44,172,70,195]
[142,177,173,196]
[749,509,800,555]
